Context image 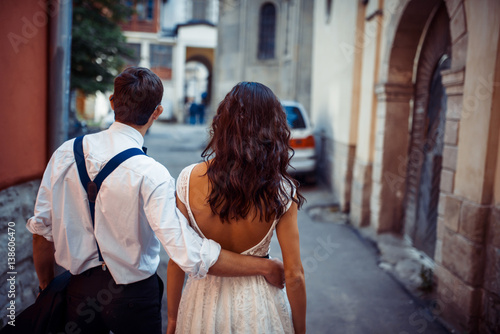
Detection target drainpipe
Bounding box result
[47,0,72,155]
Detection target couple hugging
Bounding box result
[27,67,307,334]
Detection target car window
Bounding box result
[283,105,306,129]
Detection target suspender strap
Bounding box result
[74,136,91,190]
[73,135,146,263]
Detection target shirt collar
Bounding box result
[108,122,145,148]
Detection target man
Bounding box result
[27,67,284,333]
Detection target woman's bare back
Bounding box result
[185,162,278,254]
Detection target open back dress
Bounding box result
[174,163,295,334]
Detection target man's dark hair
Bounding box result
[113,67,164,126]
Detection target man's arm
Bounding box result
[28,154,58,291]
[32,234,55,290]
[145,176,285,288]
[209,250,285,288]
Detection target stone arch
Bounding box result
[404,4,451,258]
[370,0,468,233]
[378,0,467,83]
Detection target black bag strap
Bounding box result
[73,135,146,263]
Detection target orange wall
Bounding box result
[0,0,49,190]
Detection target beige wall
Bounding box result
[495,101,500,205]
[356,0,383,163]
[492,21,500,206]
[454,0,500,204]
[311,0,360,144]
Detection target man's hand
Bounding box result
[207,249,285,287]
[32,234,55,290]
[263,258,285,289]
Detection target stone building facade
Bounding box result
[117,0,219,122]
[213,0,314,114]
[309,0,500,332]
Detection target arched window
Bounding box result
[258,3,276,60]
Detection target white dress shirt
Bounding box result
[27,122,221,284]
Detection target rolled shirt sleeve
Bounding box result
[26,154,56,242]
[144,177,221,279]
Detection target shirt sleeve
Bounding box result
[26,152,57,242]
[144,176,221,279]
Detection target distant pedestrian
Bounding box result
[189,94,207,125]
[189,101,198,125]
[197,102,205,124]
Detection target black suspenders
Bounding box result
[73,135,146,269]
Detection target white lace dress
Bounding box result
[174,164,295,334]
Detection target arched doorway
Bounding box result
[185,55,213,105]
[184,61,209,104]
[403,4,451,258]
[184,60,210,124]
[371,0,449,234]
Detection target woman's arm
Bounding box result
[276,202,307,334]
[166,196,191,333]
[166,258,185,334]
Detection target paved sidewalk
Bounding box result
[268,185,450,334]
[145,123,450,334]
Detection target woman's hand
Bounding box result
[166,318,177,334]
[167,259,184,334]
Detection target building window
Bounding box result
[192,0,208,20]
[125,43,141,66]
[136,0,154,21]
[258,3,276,60]
[149,44,173,79]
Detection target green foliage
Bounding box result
[71,0,136,94]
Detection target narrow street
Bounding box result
[144,122,449,334]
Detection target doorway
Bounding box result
[403,4,451,258]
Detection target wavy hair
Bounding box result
[202,82,305,223]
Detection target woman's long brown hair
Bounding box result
[202,82,305,223]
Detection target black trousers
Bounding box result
[65,266,163,334]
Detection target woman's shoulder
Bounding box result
[280,178,297,211]
[179,163,197,177]
[179,161,209,180]
[177,162,209,191]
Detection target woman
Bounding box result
[167,82,307,333]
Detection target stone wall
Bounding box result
[213,0,313,113]
[318,136,354,212]
[350,160,372,227]
[0,180,40,328]
[435,195,495,331]
[482,206,500,332]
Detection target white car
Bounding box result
[282,101,316,181]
